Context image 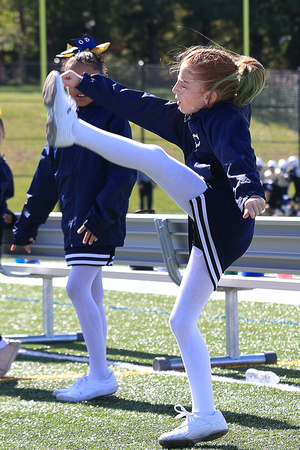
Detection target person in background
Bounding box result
[256,156,265,184]
[287,155,300,216]
[43,45,266,447]
[0,117,16,234]
[275,159,291,215]
[10,35,136,402]
[263,159,279,215]
[275,159,290,197]
[137,170,154,211]
[0,115,20,378]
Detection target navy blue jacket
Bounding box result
[13,102,136,250]
[78,73,265,212]
[0,155,15,243]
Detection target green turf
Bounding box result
[0,282,299,449]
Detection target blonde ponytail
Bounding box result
[234,56,265,106]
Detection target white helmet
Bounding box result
[287,155,299,169]
[256,157,264,168]
[267,159,277,168]
[278,158,287,170]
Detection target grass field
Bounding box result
[0,85,298,215]
[0,281,299,449]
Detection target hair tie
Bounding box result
[56,34,110,58]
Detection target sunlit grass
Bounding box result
[0,281,299,449]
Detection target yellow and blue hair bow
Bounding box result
[56,34,110,58]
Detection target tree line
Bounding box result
[0,0,299,69]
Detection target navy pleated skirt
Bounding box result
[190,187,254,290]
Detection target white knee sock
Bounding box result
[169,246,215,414]
[73,119,207,216]
[91,270,107,344]
[66,266,111,381]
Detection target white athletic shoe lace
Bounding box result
[174,404,194,421]
[67,374,88,394]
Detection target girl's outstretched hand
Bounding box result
[243,196,266,219]
[61,70,82,88]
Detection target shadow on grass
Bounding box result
[17,344,179,367]
[2,378,300,434]
[223,410,300,431]
[1,379,177,417]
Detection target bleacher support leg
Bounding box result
[43,277,54,337]
[5,276,84,343]
[225,288,240,359]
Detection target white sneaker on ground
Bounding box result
[158,405,229,448]
[52,374,85,397]
[55,372,118,402]
[42,70,77,147]
[0,339,21,377]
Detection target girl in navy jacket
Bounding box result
[0,118,16,244]
[43,45,266,447]
[12,36,136,403]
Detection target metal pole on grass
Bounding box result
[39,0,47,91]
[138,60,145,143]
[243,0,250,56]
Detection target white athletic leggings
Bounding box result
[73,119,216,414]
[66,266,112,381]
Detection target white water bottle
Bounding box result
[245,368,280,384]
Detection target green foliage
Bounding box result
[0,0,300,67]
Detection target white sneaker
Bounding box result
[56,372,118,402]
[42,70,77,147]
[158,405,229,448]
[52,375,85,397]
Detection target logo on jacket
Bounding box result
[192,133,201,148]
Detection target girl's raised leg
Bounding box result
[73,119,207,217]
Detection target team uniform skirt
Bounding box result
[65,246,115,267]
[189,187,255,290]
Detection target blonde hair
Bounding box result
[171,46,265,107]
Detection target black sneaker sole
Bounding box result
[42,70,57,109]
[159,428,229,448]
[201,428,229,442]
[158,439,195,448]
